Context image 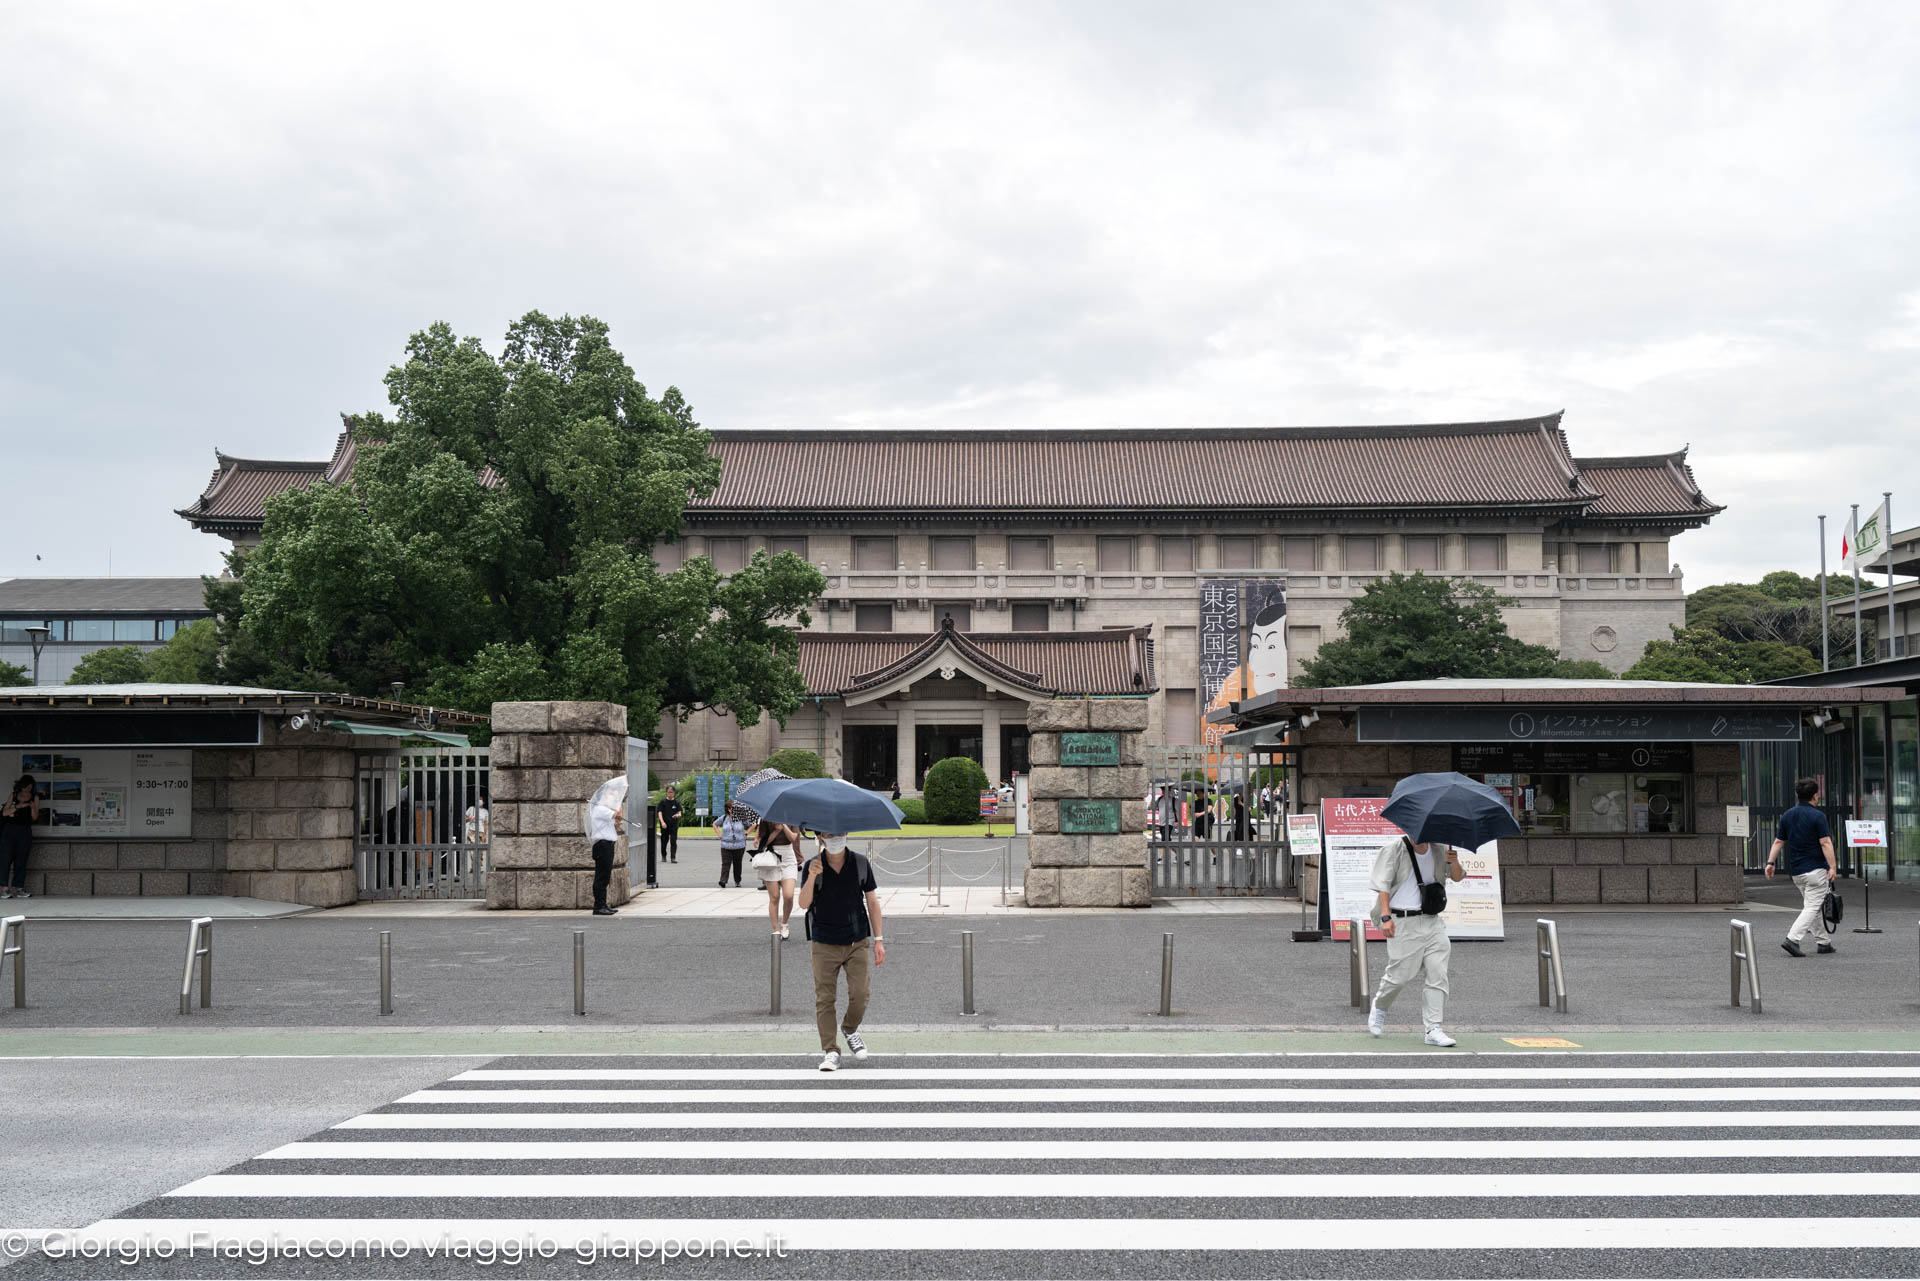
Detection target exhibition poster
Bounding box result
[1321,796,1506,942]
[14,749,191,839]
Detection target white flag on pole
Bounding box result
[1842,500,1889,575]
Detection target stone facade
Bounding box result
[1023,697,1152,907]
[485,700,631,910]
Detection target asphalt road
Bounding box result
[8,1050,1920,1278]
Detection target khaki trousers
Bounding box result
[1787,869,1830,944]
[1374,912,1451,1029]
[811,939,872,1053]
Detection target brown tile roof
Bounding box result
[175,452,332,529]
[1572,450,1722,523]
[799,625,1156,698]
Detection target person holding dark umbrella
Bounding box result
[1366,772,1519,1047]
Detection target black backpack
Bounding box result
[802,851,874,943]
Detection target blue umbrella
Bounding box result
[1382,772,1521,849]
[732,776,904,834]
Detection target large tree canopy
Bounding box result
[1623,626,1819,684]
[1685,571,1860,664]
[232,312,825,736]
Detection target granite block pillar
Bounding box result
[486,701,630,909]
[1024,698,1152,907]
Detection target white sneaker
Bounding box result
[1424,1027,1457,1048]
[1366,1005,1385,1037]
[845,1032,868,1060]
[818,1051,840,1072]
[780,924,790,940]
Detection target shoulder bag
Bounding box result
[1406,839,1448,916]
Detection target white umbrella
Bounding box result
[588,774,629,816]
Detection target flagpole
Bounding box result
[1852,502,1864,667]
[1885,491,1896,661]
[1818,514,1830,672]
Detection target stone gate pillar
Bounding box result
[487,701,629,910]
[1024,698,1151,907]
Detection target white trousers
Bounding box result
[1787,868,1830,944]
[1374,912,1451,1029]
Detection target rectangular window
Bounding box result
[1219,535,1258,567]
[159,619,183,640]
[1282,537,1319,571]
[1097,535,1136,572]
[853,537,898,571]
[1466,535,1505,571]
[768,536,808,560]
[855,603,893,632]
[1007,536,1052,571]
[69,619,113,642]
[1158,536,1194,572]
[1010,602,1050,631]
[1343,537,1379,571]
[708,708,740,760]
[653,541,685,571]
[1577,543,1617,574]
[707,537,747,574]
[112,619,156,642]
[655,711,678,759]
[1165,689,1198,747]
[929,536,976,570]
[1404,536,1440,571]
[931,602,972,630]
[1,619,59,643]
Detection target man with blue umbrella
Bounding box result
[1366,772,1520,1047]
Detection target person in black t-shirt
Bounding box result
[656,792,681,863]
[795,833,885,1072]
[1767,776,1838,957]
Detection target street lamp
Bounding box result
[24,625,50,686]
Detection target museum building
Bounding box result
[180,412,1721,792]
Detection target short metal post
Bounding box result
[769,929,782,1016]
[1856,863,1882,933]
[1159,932,1174,1016]
[179,916,212,1015]
[1729,918,1762,1013]
[961,930,977,1015]
[572,930,586,1016]
[1536,919,1567,1013]
[935,844,945,907]
[379,931,393,1016]
[1001,838,1011,907]
[1348,920,1369,1008]
[1,915,23,1009]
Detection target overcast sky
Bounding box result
[3,2,1916,590]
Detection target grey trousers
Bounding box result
[1374,912,1451,1029]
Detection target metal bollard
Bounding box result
[379,931,393,1016]
[1159,933,1174,1016]
[1348,920,1370,1008]
[573,930,586,1016]
[1536,919,1568,1013]
[1729,918,1762,1013]
[1,915,22,1009]
[770,930,782,1016]
[961,930,977,1015]
[179,917,212,1015]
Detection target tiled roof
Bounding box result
[698,416,1597,513]
[1572,450,1722,522]
[798,625,1156,698]
[0,577,211,613]
[176,451,331,528]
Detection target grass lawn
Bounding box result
[847,822,1015,838]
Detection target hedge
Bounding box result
[759,748,826,779]
[894,796,926,824]
[922,756,989,825]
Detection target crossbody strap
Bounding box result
[1404,837,1427,886]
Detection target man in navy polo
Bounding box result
[1767,776,1838,957]
[796,833,886,1072]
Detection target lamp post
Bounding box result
[24,625,50,687]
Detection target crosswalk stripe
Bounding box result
[71,1216,1920,1250]
[399,1085,1920,1104]
[455,1065,1920,1082]
[168,1171,1920,1198]
[332,1108,1920,1131]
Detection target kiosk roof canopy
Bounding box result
[0,684,488,726]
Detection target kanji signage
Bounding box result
[1197,578,1241,712]
[1060,732,1121,767]
[11,748,191,839]
[1454,742,1694,773]
[1363,707,1802,743]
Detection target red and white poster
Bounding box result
[1321,796,1506,942]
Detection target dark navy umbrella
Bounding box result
[732,776,904,834]
[1382,772,1521,849]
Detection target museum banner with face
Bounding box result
[1198,577,1287,754]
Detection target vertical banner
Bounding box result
[1322,798,1400,940]
[1243,578,1289,697]
[1198,578,1242,709]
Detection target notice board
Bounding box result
[1320,796,1505,942]
[11,748,192,839]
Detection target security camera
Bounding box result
[288,714,308,731]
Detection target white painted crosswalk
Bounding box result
[40,1052,1920,1278]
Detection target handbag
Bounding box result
[1406,839,1448,916]
[750,850,779,871]
[1822,887,1844,933]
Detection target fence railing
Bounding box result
[354,748,491,900]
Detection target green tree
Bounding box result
[1685,571,1861,665]
[67,646,149,685]
[1298,572,1566,686]
[1624,626,1819,683]
[759,748,826,778]
[1550,659,1618,680]
[142,619,221,684]
[231,312,826,740]
[922,756,989,824]
[0,660,28,687]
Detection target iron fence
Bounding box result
[354,747,491,900]
[1146,745,1293,895]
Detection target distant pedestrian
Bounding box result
[715,809,748,887]
[1768,777,1839,957]
[585,776,627,916]
[796,832,885,1072]
[755,820,802,938]
[657,790,682,863]
[0,775,37,899]
[1232,793,1247,841]
[1366,835,1465,1046]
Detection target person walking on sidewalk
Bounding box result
[1768,776,1839,957]
[796,832,885,1072]
[755,820,802,938]
[656,790,682,862]
[715,809,748,887]
[1366,835,1465,1047]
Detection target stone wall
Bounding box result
[486,701,630,910]
[1023,697,1152,907]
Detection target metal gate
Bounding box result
[354,747,491,900]
[1147,745,1294,895]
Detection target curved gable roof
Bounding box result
[798,625,1155,699]
[1572,448,1723,523]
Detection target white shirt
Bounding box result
[588,800,622,843]
[1387,846,1442,912]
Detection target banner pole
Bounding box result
[1818,514,1830,672]
[1885,492,1896,661]
[1852,503,1864,668]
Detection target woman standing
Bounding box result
[1,776,38,899]
[714,808,748,888]
[754,820,802,939]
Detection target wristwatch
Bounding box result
[872,935,884,942]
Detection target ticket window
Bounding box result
[1518,773,1571,835]
[1634,774,1689,835]
[1572,773,1631,834]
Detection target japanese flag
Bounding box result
[1842,500,1890,575]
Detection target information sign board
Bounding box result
[1285,812,1322,860]
[1320,797,1504,941]
[11,748,191,839]
[1059,733,1121,767]
[1845,819,1888,848]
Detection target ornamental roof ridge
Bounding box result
[711,412,1564,443]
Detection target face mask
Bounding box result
[823,836,847,854]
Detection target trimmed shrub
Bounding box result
[922,756,989,825]
[895,796,927,824]
[759,748,826,779]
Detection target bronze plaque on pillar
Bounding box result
[1059,798,1122,833]
[1060,732,1121,767]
